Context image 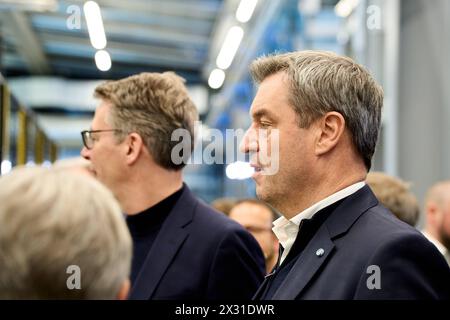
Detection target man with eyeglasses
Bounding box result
[80,72,265,300]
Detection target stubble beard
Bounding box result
[438,224,450,251]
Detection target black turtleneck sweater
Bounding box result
[126,186,184,285]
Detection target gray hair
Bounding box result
[52,156,94,176]
[250,50,384,170]
[0,166,132,299]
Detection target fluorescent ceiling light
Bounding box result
[335,0,359,18]
[216,26,244,70]
[236,0,258,23]
[83,1,107,49]
[208,68,226,89]
[95,50,111,71]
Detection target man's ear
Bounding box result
[116,279,130,300]
[314,112,346,156]
[124,133,144,165]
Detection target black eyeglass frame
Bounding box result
[81,129,122,149]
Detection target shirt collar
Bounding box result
[422,231,449,256]
[273,181,366,259]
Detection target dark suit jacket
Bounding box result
[254,185,450,300]
[129,186,265,300]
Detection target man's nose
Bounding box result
[239,127,259,154]
[80,147,90,160]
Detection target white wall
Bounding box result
[398,0,450,224]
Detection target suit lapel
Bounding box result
[253,275,273,300]
[253,246,284,300]
[271,185,379,299]
[129,185,196,299]
[272,226,335,299]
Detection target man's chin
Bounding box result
[440,232,450,251]
[255,186,268,202]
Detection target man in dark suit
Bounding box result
[241,50,450,299]
[81,72,265,299]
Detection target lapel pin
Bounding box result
[316,248,325,257]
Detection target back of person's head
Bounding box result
[211,198,237,216]
[425,181,450,210]
[250,50,384,170]
[231,199,279,222]
[366,172,420,226]
[424,181,450,242]
[94,72,199,170]
[53,156,94,176]
[0,166,132,299]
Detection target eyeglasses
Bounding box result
[81,129,122,150]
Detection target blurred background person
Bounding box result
[0,166,132,299]
[211,197,237,216]
[366,172,420,226]
[229,199,279,273]
[423,181,450,265]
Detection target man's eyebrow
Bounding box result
[251,108,277,120]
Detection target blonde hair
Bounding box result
[53,157,93,176]
[53,156,91,169]
[0,166,132,299]
[250,50,384,170]
[366,172,420,226]
[94,72,199,170]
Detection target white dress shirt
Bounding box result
[272,182,366,265]
[422,231,450,266]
